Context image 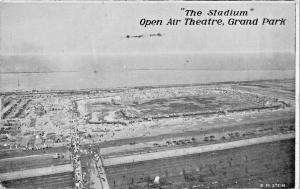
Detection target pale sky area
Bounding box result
[0,2,295,55]
[0,2,296,90]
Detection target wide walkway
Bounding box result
[0,164,73,181]
[103,133,294,166]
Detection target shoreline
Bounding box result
[0,78,295,95]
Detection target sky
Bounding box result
[0,2,296,56]
[0,2,296,91]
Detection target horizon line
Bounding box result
[0,50,295,57]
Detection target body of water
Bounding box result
[0,70,294,92]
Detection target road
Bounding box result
[103,133,294,166]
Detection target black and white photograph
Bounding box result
[0,1,298,189]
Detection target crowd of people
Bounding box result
[69,103,84,189]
